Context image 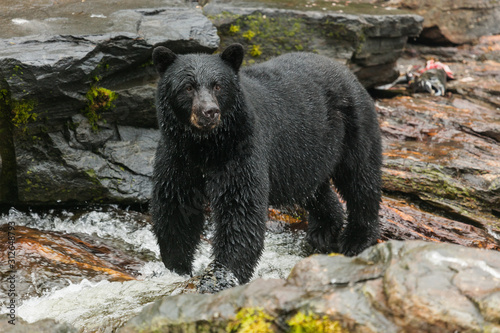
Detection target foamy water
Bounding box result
[1,207,306,330]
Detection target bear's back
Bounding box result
[240,52,359,93]
[236,52,377,206]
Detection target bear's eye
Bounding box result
[185,85,193,92]
[214,83,221,91]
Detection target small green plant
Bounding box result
[11,99,37,132]
[226,307,274,333]
[242,30,256,41]
[250,45,262,57]
[229,24,240,34]
[13,65,23,74]
[83,85,117,132]
[288,311,346,333]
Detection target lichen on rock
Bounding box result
[82,84,118,132]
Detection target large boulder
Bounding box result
[0,8,219,205]
[119,240,500,332]
[206,6,423,88]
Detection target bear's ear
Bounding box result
[152,46,177,75]
[220,44,244,72]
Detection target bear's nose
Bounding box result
[202,107,220,119]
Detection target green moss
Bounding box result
[82,85,118,132]
[1,88,38,133]
[85,169,97,178]
[0,89,10,109]
[250,45,262,57]
[242,30,256,41]
[227,307,274,333]
[229,24,240,34]
[287,311,346,333]
[11,99,37,132]
[140,60,154,68]
[216,12,317,64]
[207,11,241,26]
[383,163,477,207]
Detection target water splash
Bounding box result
[1,207,306,330]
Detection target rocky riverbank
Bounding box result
[0,3,422,206]
[120,240,500,333]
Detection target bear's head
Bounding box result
[153,44,244,132]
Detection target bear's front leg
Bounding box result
[151,142,205,277]
[206,164,269,284]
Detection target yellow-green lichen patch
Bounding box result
[287,311,347,333]
[250,45,262,57]
[1,88,38,133]
[226,307,274,333]
[229,24,241,34]
[82,85,117,132]
[11,99,37,132]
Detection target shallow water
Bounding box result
[0,206,306,330]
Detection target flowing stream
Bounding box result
[0,206,306,330]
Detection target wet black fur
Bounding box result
[151,44,382,284]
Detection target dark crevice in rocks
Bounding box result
[411,26,458,46]
[0,81,18,204]
[458,124,500,144]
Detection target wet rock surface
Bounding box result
[0,6,218,204]
[206,5,423,88]
[378,95,500,227]
[380,197,500,251]
[120,240,500,333]
[0,218,146,303]
[376,35,500,235]
[386,0,500,45]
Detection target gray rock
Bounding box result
[114,85,158,129]
[120,240,500,333]
[206,6,423,88]
[0,7,218,205]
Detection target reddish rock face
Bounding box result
[377,95,500,228]
[380,197,500,250]
[0,224,143,301]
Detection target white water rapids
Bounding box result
[0,207,306,330]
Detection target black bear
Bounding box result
[151,44,382,285]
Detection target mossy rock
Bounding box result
[82,85,118,132]
[213,12,318,65]
[209,10,367,66]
